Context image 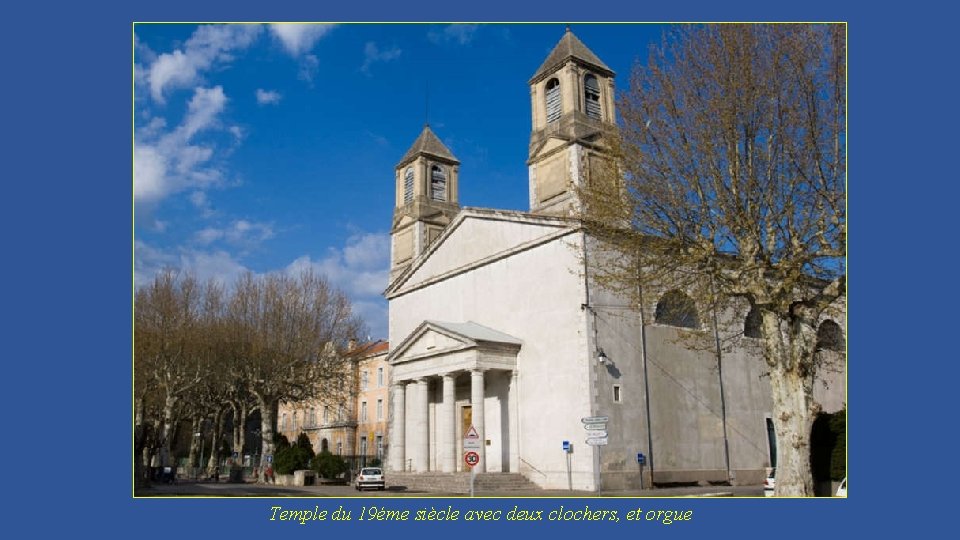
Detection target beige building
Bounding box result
[277,341,390,465]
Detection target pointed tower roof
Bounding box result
[397,125,459,168]
[529,27,614,84]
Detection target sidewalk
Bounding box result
[137,479,763,498]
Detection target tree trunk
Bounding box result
[769,367,816,496]
[161,395,178,466]
[256,395,279,483]
[188,416,200,468]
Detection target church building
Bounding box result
[384,29,845,491]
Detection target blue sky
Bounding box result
[133,23,665,340]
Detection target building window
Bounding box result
[612,385,622,403]
[430,165,446,201]
[403,167,414,203]
[545,78,562,123]
[377,367,384,387]
[376,435,383,458]
[744,306,762,339]
[336,441,342,456]
[308,408,316,427]
[584,74,601,119]
[360,436,368,457]
[292,412,298,431]
[281,413,288,431]
[376,399,383,421]
[361,370,369,391]
[361,401,368,422]
[816,320,844,352]
[655,290,700,329]
[321,438,329,453]
[323,406,328,424]
[338,403,344,421]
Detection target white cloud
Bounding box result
[361,42,402,75]
[135,240,251,289]
[428,24,479,45]
[256,88,282,105]
[134,86,228,204]
[270,24,335,56]
[192,219,274,247]
[146,24,262,103]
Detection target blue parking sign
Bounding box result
[637,453,646,465]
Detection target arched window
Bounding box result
[744,306,762,338]
[584,74,601,119]
[403,167,414,204]
[655,290,700,329]
[430,165,446,201]
[816,320,844,352]
[545,78,562,123]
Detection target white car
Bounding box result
[835,477,846,497]
[763,468,775,497]
[355,467,385,491]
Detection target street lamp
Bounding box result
[597,349,609,364]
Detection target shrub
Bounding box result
[274,433,314,474]
[312,451,348,479]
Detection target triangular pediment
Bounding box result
[388,320,522,365]
[385,208,578,297]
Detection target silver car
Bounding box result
[355,467,385,491]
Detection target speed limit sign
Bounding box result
[464,451,480,467]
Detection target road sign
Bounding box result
[585,430,607,438]
[581,416,609,424]
[266,454,273,463]
[562,440,571,452]
[465,425,480,439]
[464,451,480,467]
[637,453,646,465]
[585,437,609,446]
[464,438,482,450]
[584,423,606,431]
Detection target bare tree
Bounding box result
[134,272,207,474]
[579,24,845,496]
[226,270,364,482]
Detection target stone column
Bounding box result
[389,381,406,472]
[509,370,520,473]
[413,377,430,472]
[439,373,456,472]
[471,369,486,473]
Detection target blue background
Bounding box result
[3,0,945,537]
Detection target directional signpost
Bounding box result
[581,416,608,495]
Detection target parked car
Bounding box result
[836,477,846,497]
[355,467,385,491]
[763,468,775,497]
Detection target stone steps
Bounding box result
[387,472,539,494]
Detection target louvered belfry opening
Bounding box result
[584,74,601,119]
[430,165,446,201]
[545,78,562,123]
[404,167,414,203]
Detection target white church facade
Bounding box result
[384,29,845,491]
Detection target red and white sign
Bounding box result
[464,451,480,467]
[465,426,480,439]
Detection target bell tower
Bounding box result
[390,124,460,281]
[527,28,617,216]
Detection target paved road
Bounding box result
[137,479,764,498]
